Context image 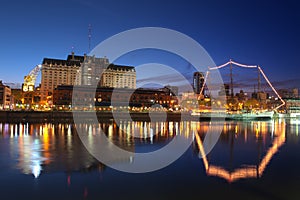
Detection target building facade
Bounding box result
[0,81,12,110]
[53,85,177,110]
[40,53,136,105]
[40,53,84,104]
[100,64,136,89]
[278,88,299,99]
[81,56,109,86]
[193,72,205,94]
[285,98,300,114]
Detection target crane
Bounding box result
[22,65,42,92]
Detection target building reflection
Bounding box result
[4,123,104,179]
[0,119,292,182]
[194,119,286,182]
[1,120,196,178]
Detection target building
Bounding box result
[0,81,12,110]
[218,84,230,97]
[235,90,248,101]
[293,88,299,98]
[278,88,299,99]
[100,64,136,89]
[21,84,42,110]
[193,72,205,94]
[40,53,84,104]
[81,56,109,86]
[164,85,179,96]
[285,98,300,114]
[40,53,136,105]
[11,88,23,104]
[53,85,177,110]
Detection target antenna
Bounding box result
[88,24,92,52]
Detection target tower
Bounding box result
[193,72,205,95]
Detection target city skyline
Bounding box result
[1,1,300,199]
[0,0,299,90]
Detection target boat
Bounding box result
[191,109,227,120]
[191,110,274,120]
[289,112,300,119]
[226,110,274,120]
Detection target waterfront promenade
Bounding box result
[0,111,192,123]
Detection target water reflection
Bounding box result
[2,123,104,178]
[0,119,294,183]
[194,119,286,182]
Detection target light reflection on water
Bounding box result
[0,119,295,181]
[194,119,286,182]
[0,120,300,198]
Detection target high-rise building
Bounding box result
[81,56,109,86]
[40,53,84,103]
[193,72,205,94]
[100,64,136,89]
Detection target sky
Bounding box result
[0,0,299,91]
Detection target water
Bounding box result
[0,119,299,199]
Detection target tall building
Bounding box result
[81,56,109,86]
[40,53,84,103]
[293,88,299,98]
[0,81,12,110]
[193,72,205,94]
[40,53,136,105]
[100,64,136,89]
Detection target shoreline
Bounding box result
[0,110,194,123]
[0,111,296,123]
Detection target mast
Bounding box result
[257,66,261,102]
[258,66,261,93]
[230,59,234,97]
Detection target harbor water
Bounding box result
[0,119,299,199]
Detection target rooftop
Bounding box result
[42,54,84,67]
[106,64,135,71]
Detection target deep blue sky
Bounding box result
[0,0,299,90]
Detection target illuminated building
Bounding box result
[279,88,299,99]
[285,98,300,117]
[193,72,205,94]
[40,53,136,105]
[22,84,41,108]
[53,85,178,110]
[11,88,22,105]
[40,52,84,104]
[100,64,136,89]
[0,81,12,110]
[293,88,299,98]
[81,56,109,86]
